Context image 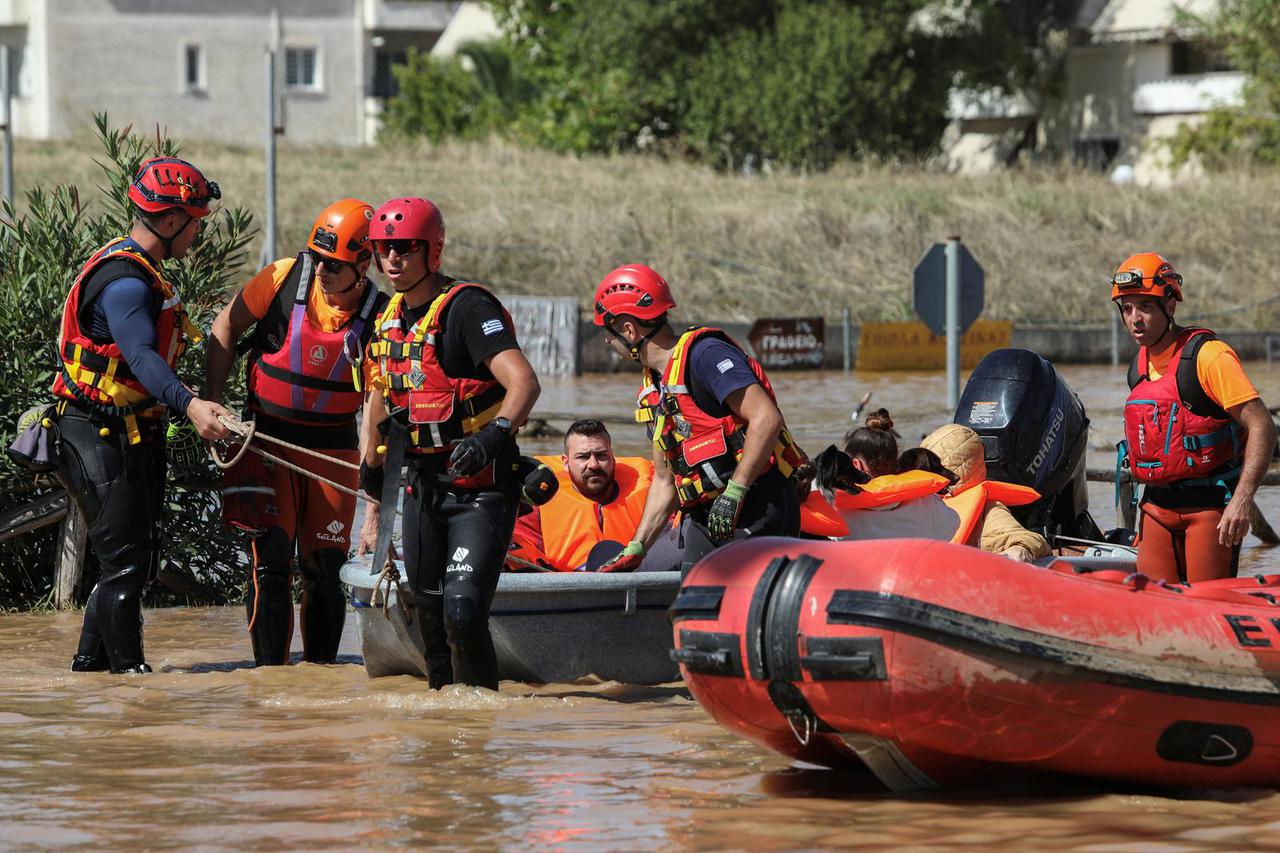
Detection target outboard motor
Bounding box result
[954,348,1100,540]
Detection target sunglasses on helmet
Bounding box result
[309,251,350,275]
[372,239,422,257]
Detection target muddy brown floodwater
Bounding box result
[5,363,1280,849]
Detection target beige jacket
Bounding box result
[920,424,1051,560]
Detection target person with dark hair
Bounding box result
[819,410,955,541]
[590,264,807,572]
[51,157,234,673]
[506,418,666,572]
[205,199,387,666]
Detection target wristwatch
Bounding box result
[490,416,514,436]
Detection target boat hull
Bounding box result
[342,557,681,684]
[673,537,1280,789]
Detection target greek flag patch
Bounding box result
[716,358,734,374]
[481,318,504,336]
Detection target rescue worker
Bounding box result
[356,197,540,690]
[507,418,658,572]
[592,264,804,573]
[822,410,954,541]
[54,156,232,673]
[919,423,1050,561]
[205,199,386,666]
[1113,252,1275,583]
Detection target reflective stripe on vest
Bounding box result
[370,282,509,454]
[246,252,381,426]
[531,456,653,571]
[50,238,199,444]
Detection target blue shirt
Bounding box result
[84,239,193,415]
[685,337,758,418]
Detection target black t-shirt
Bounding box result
[400,285,520,379]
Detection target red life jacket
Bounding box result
[634,327,804,508]
[51,238,200,444]
[1122,327,1241,488]
[369,282,510,461]
[245,253,383,427]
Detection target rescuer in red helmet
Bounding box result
[205,198,387,666]
[1112,252,1274,582]
[51,156,234,673]
[356,197,541,690]
[591,263,807,573]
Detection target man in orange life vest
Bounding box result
[1114,252,1275,583]
[205,199,387,666]
[508,418,658,572]
[591,264,804,573]
[356,197,541,689]
[53,157,233,673]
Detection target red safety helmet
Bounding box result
[128,157,220,218]
[370,197,445,273]
[1111,252,1183,302]
[308,198,373,263]
[593,264,676,327]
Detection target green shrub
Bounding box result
[0,114,255,609]
[381,48,509,143]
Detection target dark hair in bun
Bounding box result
[843,408,899,477]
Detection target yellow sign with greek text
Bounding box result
[857,321,1012,370]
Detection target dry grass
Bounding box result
[16,133,1280,328]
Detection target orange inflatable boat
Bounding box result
[671,537,1280,790]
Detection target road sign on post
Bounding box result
[913,241,984,337]
[914,239,985,409]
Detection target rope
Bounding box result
[207,414,392,511]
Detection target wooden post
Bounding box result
[54,502,87,609]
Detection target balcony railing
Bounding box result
[1133,72,1245,115]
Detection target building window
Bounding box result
[285,46,320,92]
[373,49,407,99]
[1171,41,1233,76]
[183,43,205,93]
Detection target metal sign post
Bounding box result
[260,47,278,268]
[913,238,985,409]
[945,237,961,409]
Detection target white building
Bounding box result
[0,0,475,146]
[946,0,1245,183]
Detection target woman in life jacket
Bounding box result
[920,423,1050,562]
[818,409,955,541]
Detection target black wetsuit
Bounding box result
[398,288,521,690]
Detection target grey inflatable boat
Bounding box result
[340,556,682,684]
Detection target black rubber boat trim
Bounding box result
[745,556,791,680]
[668,585,726,625]
[827,589,1280,706]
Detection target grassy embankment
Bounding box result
[13,134,1280,328]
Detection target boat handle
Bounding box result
[671,648,730,669]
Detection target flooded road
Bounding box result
[5,363,1280,849]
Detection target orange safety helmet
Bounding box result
[308,198,374,263]
[1110,252,1183,302]
[593,264,677,327]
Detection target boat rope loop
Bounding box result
[785,709,813,747]
[369,556,414,625]
[208,414,392,512]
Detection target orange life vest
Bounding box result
[800,490,849,537]
[510,456,653,572]
[245,252,382,426]
[369,282,509,458]
[941,480,1040,546]
[831,470,951,512]
[634,326,804,509]
[51,238,201,444]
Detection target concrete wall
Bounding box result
[574,316,1280,373]
[44,0,366,145]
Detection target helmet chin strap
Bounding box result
[606,320,661,362]
[139,211,193,259]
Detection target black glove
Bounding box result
[706,480,749,544]
[359,460,384,499]
[447,421,509,479]
[517,456,559,506]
